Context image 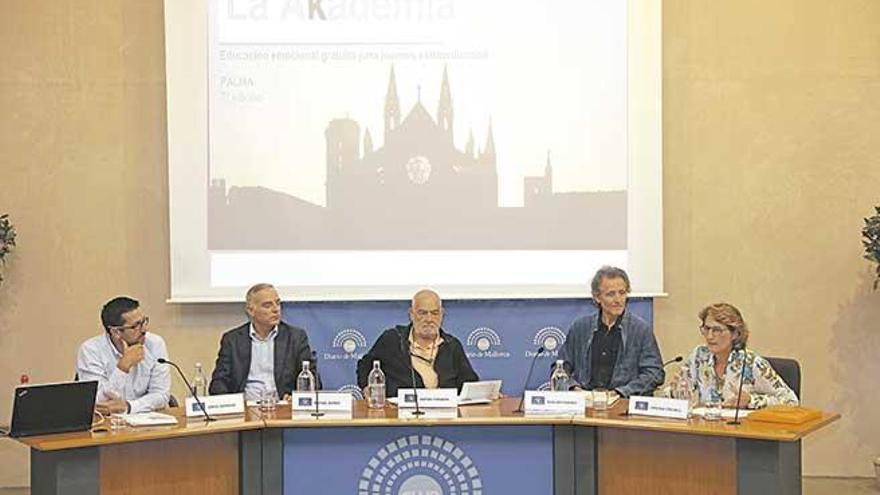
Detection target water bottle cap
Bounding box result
[373,360,381,366]
[195,362,202,368]
[556,359,563,365]
[302,360,310,368]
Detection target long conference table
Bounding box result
[17,397,838,495]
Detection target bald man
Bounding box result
[357,290,479,397]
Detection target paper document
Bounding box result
[121,412,179,427]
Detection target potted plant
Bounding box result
[0,213,15,285]
[864,206,880,485]
[863,205,880,290]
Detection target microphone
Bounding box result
[663,356,683,367]
[398,327,424,417]
[158,358,214,422]
[728,343,748,426]
[514,346,545,413]
[309,350,323,418]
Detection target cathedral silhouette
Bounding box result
[208,65,627,250]
[326,66,497,214]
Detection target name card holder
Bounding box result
[524,391,585,415]
[397,388,458,409]
[185,393,245,417]
[290,392,353,412]
[627,396,689,419]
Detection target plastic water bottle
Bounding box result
[296,361,316,392]
[367,360,386,409]
[550,360,570,391]
[191,363,207,397]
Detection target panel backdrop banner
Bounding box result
[283,298,653,397]
[283,426,554,494]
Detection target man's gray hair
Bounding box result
[246,283,276,304]
[590,266,631,296]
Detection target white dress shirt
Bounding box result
[244,324,278,401]
[76,332,171,413]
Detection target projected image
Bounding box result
[207,1,628,251]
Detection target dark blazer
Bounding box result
[356,324,479,397]
[209,321,320,396]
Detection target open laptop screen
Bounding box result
[10,381,97,437]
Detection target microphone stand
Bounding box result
[514,346,545,413]
[399,327,424,417]
[728,345,748,426]
[309,351,324,418]
[158,358,215,422]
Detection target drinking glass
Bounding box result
[592,388,609,411]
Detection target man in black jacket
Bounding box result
[357,289,478,397]
[209,283,319,400]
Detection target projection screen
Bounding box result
[165,0,662,301]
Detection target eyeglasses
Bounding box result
[113,316,149,332]
[698,324,730,337]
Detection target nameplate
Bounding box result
[524,391,585,415]
[185,393,245,417]
[290,392,353,412]
[627,396,689,419]
[397,388,458,409]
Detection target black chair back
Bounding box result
[764,356,801,399]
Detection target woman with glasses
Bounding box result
[664,303,798,409]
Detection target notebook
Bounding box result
[458,380,502,406]
[9,381,98,437]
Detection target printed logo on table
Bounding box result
[337,384,365,401]
[465,326,510,359]
[323,328,368,361]
[527,326,566,358]
[531,396,546,405]
[634,400,649,411]
[358,434,483,495]
[298,397,313,407]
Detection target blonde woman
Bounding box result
[666,303,797,409]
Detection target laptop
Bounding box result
[8,381,98,437]
[458,380,502,406]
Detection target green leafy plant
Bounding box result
[863,205,880,290]
[0,214,16,285]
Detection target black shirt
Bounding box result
[356,325,480,397]
[588,312,623,389]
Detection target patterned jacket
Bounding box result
[664,345,798,409]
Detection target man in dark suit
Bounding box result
[209,283,320,400]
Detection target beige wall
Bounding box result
[0,0,878,486]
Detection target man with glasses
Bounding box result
[357,289,479,397]
[76,296,171,414]
[209,283,319,400]
[557,266,664,398]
